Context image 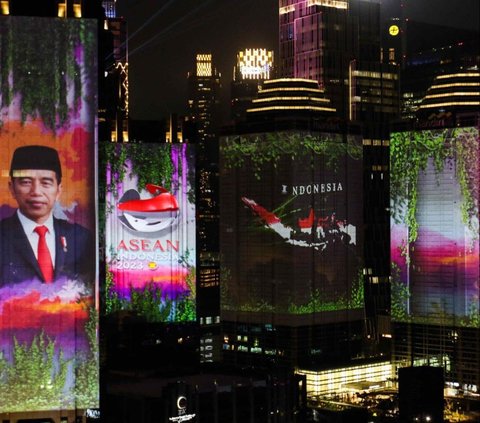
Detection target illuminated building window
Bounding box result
[196,54,213,77]
[1,0,9,15]
[307,0,348,9]
[237,48,274,80]
[73,3,82,18]
[296,362,393,396]
[57,1,82,18]
[279,4,295,14]
[58,2,66,17]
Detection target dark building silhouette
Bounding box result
[187,53,222,143]
[398,366,444,423]
[230,48,274,123]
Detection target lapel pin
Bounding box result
[60,236,68,253]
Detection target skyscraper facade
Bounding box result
[187,53,222,143]
[231,48,274,123]
[188,54,223,363]
[101,1,129,142]
[278,0,356,119]
[220,116,366,371]
[390,118,480,394]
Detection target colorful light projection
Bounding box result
[0,17,98,412]
[220,132,364,324]
[105,144,196,322]
[390,127,479,327]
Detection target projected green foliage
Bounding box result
[0,333,68,411]
[100,143,195,234]
[390,263,410,322]
[221,132,364,315]
[391,127,479,242]
[0,17,96,133]
[102,143,196,323]
[74,307,99,409]
[103,142,175,196]
[221,267,364,314]
[222,132,362,179]
[0,307,99,412]
[104,253,196,323]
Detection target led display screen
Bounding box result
[220,131,364,325]
[105,144,196,322]
[0,17,98,412]
[390,128,479,327]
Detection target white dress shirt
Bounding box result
[17,210,56,267]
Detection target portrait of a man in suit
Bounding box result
[0,145,94,286]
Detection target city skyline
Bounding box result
[116,0,479,120]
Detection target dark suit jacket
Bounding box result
[0,213,94,285]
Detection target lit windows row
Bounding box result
[297,361,394,396]
[308,0,348,9]
[247,105,336,113]
[419,101,480,109]
[252,96,331,103]
[372,165,388,171]
[436,73,480,80]
[199,316,220,325]
[0,0,83,17]
[260,87,325,94]
[422,92,480,100]
[430,82,480,90]
[353,70,398,80]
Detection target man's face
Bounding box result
[9,169,62,224]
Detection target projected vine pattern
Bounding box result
[220,131,364,319]
[0,16,98,412]
[390,128,480,327]
[104,143,196,322]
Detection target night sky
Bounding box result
[116,0,479,121]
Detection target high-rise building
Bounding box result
[196,136,222,364]
[390,110,480,394]
[187,54,223,363]
[278,6,399,337]
[220,79,369,373]
[279,0,357,119]
[102,0,129,142]
[0,3,102,421]
[187,53,222,143]
[387,23,479,402]
[231,48,274,123]
[401,37,479,121]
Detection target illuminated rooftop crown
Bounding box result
[417,71,480,116]
[247,78,336,116]
[236,48,274,80]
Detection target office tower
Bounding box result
[398,366,444,423]
[102,0,129,142]
[279,0,357,119]
[196,136,222,364]
[401,37,479,121]
[187,53,222,143]
[220,78,367,373]
[0,6,100,422]
[186,54,223,363]
[278,4,399,335]
[390,110,480,394]
[231,48,274,123]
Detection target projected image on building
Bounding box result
[390,127,479,327]
[220,132,364,324]
[0,17,98,412]
[105,144,196,322]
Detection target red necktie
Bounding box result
[34,226,54,283]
